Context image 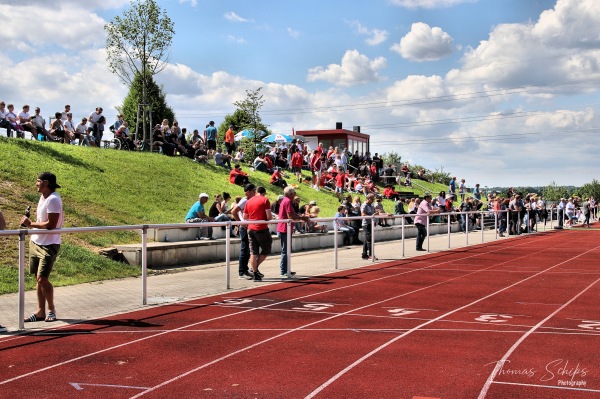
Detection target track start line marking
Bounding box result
[70,382,150,391]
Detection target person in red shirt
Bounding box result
[270,167,287,188]
[383,184,400,200]
[243,186,272,281]
[229,164,249,186]
[309,149,322,190]
[335,170,346,201]
[264,154,274,172]
[277,186,309,277]
[291,148,304,182]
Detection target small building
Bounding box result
[296,123,370,155]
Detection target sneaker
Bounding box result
[208,236,216,240]
[238,271,253,280]
[368,256,379,260]
[361,254,369,259]
[253,274,262,282]
[416,248,426,251]
[0,325,6,333]
[280,271,297,277]
[254,270,264,278]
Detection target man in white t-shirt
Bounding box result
[20,172,64,323]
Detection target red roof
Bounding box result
[296,129,370,139]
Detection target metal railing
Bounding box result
[1,208,557,330]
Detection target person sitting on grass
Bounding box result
[229,164,249,186]
[194,142,209,163]
[253,152,270,173]
[214,147,232,170]
[270,167,287,188]
[384,184,401,201]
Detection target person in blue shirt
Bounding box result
[185,193,215,239]
[205,121,218,157]
[448,177,456,196]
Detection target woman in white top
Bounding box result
[565,198,576,227]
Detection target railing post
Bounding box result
[18,230,26,331]
[447,212,451,249]
[225,221,231,289]
[481,211,485,242]
[465,212,469,245]
[494,211,498,239]
[401,216,405,258]
[286,220,292,276]
[371,216,376,261]
[426,215,430,253]
[333,217,338,270]
[141,225,148,305]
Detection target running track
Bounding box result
[1,229,600,398]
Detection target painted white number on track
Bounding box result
[578,320,600,330]
[475,314,513,323]
[216,299,253,305]
[388,309,420,317]
[293,303,334,311]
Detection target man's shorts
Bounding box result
[248,229,272,256]
[206,140,216,150]
[292,166,301,174]
[29,241,60,278]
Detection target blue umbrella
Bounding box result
[262,133,305,143]
[234,129,266,141]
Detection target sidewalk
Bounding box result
[0,225,552,334]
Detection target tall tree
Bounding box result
[231,88,268,161]
[120,72,175,138]
[105,0,175,142]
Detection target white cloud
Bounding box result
[287,28,301,39]
[389,0,477,9]
[226,35,247,44]
[224,11,250,23]
[0,4,107,51]
[307,50,387,87]
[346,20,389,46]
[391,22,454,61]
[533,0,600,48]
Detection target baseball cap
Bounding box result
[199,193,209,199]
[244,183,256,192]
[277,195,284,200]
[309,200,317,205]
[38,172,61,189]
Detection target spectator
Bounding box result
[459,179,466,202]
[498,198,509,237]
[565,197,576,228]
[87,107,104,145]
[224,125,235,155]
[277,186,309,276]
[582,197,592,228]
[270,167,287,188]
[417,169,426,180]
[233,147,245,163]
[49,112,67,143]
[63,113,76,144]
[161,118,171,135]
[115,122,136,150]
[291,148,304,183]
[208,193,232,229]
[360,194,378,260]
[383,184,400,201]
[449,177,457,197]
[190,129,202,145]
[18,105,37,139]
[243,186,272,282]
[194,142,209,163]
[473,183,482,201]
[60,105,71,121]
[214,147,232,169]
[309,149,322,191]
[31,107,54,141]
[229,164,249,186]
[374,197,390,227]
[205,120,217,156]
[4,104,22,138]
[509,194,524,235]
[333,205,357,246]
[307,206,328,233]
[113,114,125,131]
[253,152,270,173]
[177,127,194,157]
[185,193,215,240]
[414,194,440,251]
[400,163,410,178]
[75,117,93,146]
[271,195,284,216]
[459,197,473,233]
[0,101,14,137]
[230,184,256,280]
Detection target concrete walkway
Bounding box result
[0,225,554,334]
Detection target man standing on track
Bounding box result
[243,186,272,282]
[20,172,64,323]
[582,197,592,228]
[230,183,256,279]
[277,186,309,277]
[414,194,440,252]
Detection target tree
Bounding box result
[541,182,570,201]
[120,72,175,139]
[105,0,175,142]
[579,179,600,200]
[381,151,401,167]
[230,88,269,161]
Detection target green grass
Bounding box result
[0,137,448,293]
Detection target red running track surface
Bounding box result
[1,229,600,399]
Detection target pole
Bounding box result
[333,217,338,270]
[286,220,292,276]
[401,216,405,258]
[142,226,148,305]
[447,213,451,249]
[481,210,485,242]
[18,230,26,330]
[371,216,375,261]
[426,215,430,253]
[225,221,231,289]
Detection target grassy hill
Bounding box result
[0,137,447,293]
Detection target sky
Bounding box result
[1,0,599,188]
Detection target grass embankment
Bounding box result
[0,137,446,293]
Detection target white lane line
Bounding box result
[477,276,600,398]
[305,242,600,399]
[0,232,560,390]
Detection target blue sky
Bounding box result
[1,0,598,188]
